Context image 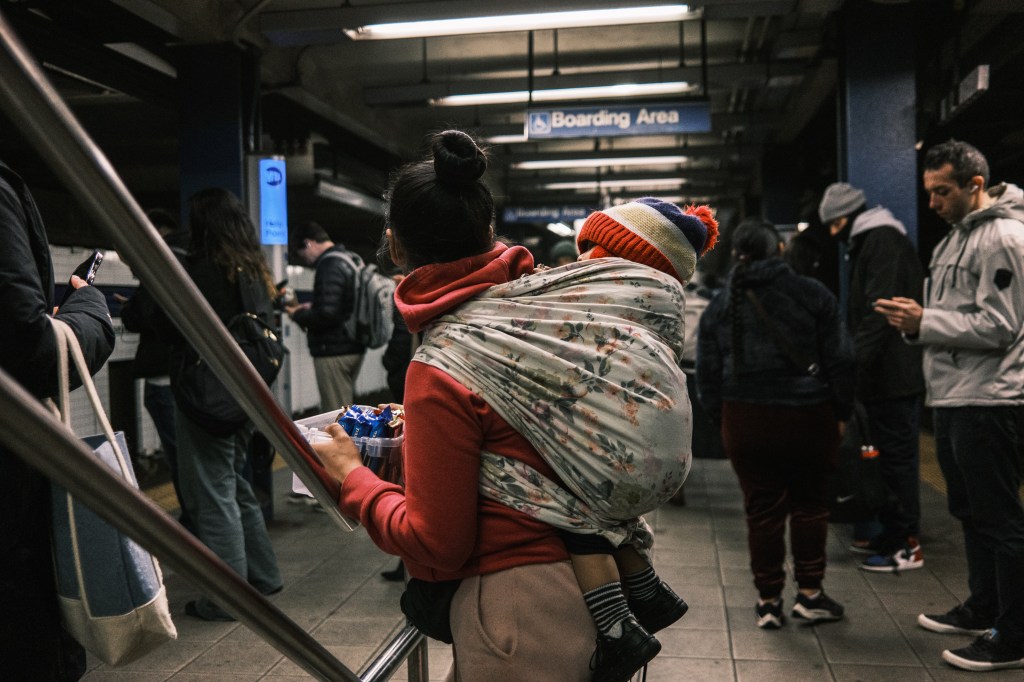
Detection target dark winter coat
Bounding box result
[0,164,114,398]
[696,257,855,423]
[292,244,364,357]
[844,207,925,403]
[119,240,187,378]
[1,160,115,678]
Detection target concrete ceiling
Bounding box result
[1,0,1022,252]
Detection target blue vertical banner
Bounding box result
[259,157,287,245]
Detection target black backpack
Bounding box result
[171,271,285,436]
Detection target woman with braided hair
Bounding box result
[696,218,855,630]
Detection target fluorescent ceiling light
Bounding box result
[315,178,384,214]
[542,177,687,191]
[345,5,691,40]
[514,155,689,170]
[431,81,691,107]
[486,133,530,145]
[610,194,688,205]
[104,42,177,78]
[546,222,575,237]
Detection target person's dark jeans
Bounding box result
[934,406,1024,645]
[864,395,922,552]
[144,381,191,525]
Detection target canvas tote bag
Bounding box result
[49,318,177,665]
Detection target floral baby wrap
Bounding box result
[415,258,692,546]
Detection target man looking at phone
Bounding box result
[285,221,366,410]
[1,159,115,679]
[875,139,1024,672]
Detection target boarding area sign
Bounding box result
[503,206,595,224]
[526,101,711,139]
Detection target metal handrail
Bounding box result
[359,625,429,682]
[0,10,427,682]
[0,7,352,535]
[0,369,358,681]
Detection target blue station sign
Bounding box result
[526,101,710,139]
[258,157,288,245]
[502,205,595,224]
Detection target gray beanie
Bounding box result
[548,239,578,263]
[818,182,866,224]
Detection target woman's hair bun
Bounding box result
[432,130,488,187]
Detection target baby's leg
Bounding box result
[613,544,689,633]
[563,533,660,681]
[569,552,619,592]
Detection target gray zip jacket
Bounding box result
[915,183,1024,406]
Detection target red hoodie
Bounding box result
[339,243,570,581]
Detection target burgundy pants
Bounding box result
[722,401,839,599]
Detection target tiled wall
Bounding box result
[51,246,388,455]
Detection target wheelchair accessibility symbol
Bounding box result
[528,112,551,135]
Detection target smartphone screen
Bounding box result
[58,250,103,307]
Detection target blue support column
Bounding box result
[838,2,918,245]
[175,44,274,516]
[762,143,800,226]
[177,43,257,212]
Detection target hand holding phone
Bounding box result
[59,250,103,307]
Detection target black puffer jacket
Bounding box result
[292,245,364,357]
[696,258,855,423]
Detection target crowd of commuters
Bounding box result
[2,129,1022,680]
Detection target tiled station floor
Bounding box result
[81,440,1023,682]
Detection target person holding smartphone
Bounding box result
[1,159,115,680]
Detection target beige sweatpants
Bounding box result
[313,353,364,411]
[446,561,596,682]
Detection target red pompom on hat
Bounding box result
[576,198,719,284]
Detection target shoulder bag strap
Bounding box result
[50,318,132,479]
[51,318,147,619]
[744,289,822,378]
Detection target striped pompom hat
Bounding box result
[576,197,719,284]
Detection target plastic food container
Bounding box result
[291,409,405,499]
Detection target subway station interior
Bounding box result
[2,1,1024,681]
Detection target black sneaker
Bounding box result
[791,591,844,624]
[590,617,661,682]
[381,560,406,582]
[756,599,785,629]
[628,581,689,634]
[942,630,1024,671]
[918,604,993,636]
